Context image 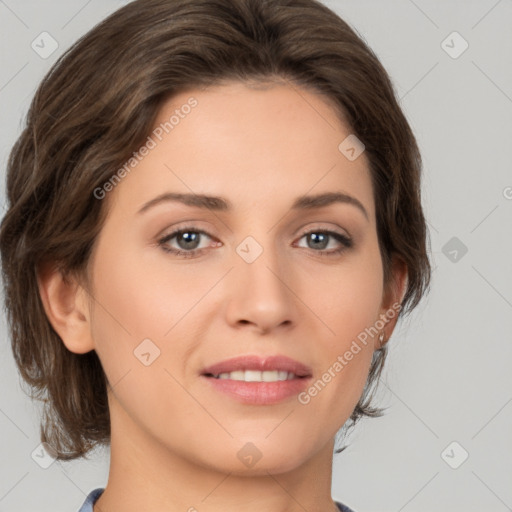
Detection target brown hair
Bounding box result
[0,0,431,460]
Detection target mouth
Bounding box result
[200,354,312,379]
[203,369,308,382]
[200,354,312,405]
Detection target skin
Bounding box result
[38,81,407,512]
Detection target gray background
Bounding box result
[0,1,511,511]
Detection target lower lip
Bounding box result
[201,375,312,405]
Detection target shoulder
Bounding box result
[334,500,356,512]
[77,488,105,512]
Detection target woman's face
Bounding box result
[83,81,401,475]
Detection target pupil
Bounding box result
[309,233,328,250]
[178,232,200,250]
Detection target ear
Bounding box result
[36,261,95,354]
[375,255,408,350]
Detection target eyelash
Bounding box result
[157,225,353,259]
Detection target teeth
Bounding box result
[215,370,298,382]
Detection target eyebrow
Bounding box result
[137,191,369,220]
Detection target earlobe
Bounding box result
[36,261,95,354]
[375,256,408,349]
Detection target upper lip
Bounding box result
[201,355,312,377]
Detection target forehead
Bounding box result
[109,81,375,221]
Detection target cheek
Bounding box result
[86,238,164,379]
[87,234,219,393]
[89,234,201,339]
[313,241,384,344]
[302,242,383,411]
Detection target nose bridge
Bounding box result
[226,230,297,331]
[237,231,290,297]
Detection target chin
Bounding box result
[203,438,313,476]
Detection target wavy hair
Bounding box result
[0,0,431,460]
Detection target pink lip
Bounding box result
[200,355,313,405]
[201,354,312,377]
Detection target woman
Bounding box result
[0,0,431,511]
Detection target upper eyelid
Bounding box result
[159,225,214,240]
[160,225,349,236]
[159,220,351,236]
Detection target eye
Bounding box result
[158,226,218,258]
[295,229,353,256]
[157,226,353,259]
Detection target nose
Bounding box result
[224,241,298,335]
